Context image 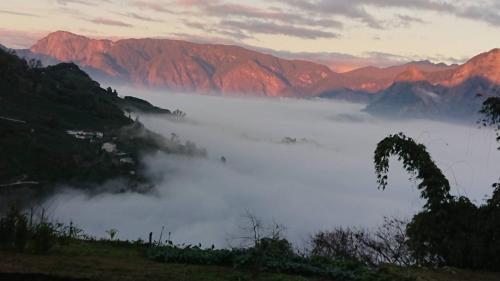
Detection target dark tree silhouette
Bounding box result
[374,132,452,210]
[373,96,500,269]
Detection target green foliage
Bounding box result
[0,205,28,251]
[14,212,29,251]
[146,239,408,281]
[479,96,500,205]
[105,228,119,240]
[32,221,56,254]
[374,132,452,210]
[374,97,500,271]
[312,217,414,267]
[479,96,500,147]
[0,206,63,254]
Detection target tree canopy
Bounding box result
[374,95,500,269]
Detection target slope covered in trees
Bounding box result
[0,48,201,204]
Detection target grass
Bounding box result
[388,267,500,281]
[0,240,310,281]
[1,239,500,281]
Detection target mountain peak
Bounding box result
[395,66,426,82]
[47,30,84,39]
[447,48,500,85]
[407,60,433,66]
[30,31,113,65]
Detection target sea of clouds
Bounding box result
[41,91,500,247]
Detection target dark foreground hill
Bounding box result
[0,48,200,204]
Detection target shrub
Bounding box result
[311,217,413,267]
[0,206,59,254]
[14,213,29,251]
[146,238,409,281]
[0,205,29,251]
[32,222,56,254]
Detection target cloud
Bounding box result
[56,0,112,5]
[281,0,500,28]
[0,9,41,17]
[130,0,175,13]
[57,0,91,5]
[458,4,500,26]
[35,0,500,49]
[279,0,384,29]
[219,20,339,39]
[90,18,133,27]
[0,28,47,49]
[182,21,252,40]
[168,0,500,41]
[191,1,343,29]
[168,0,343,40]
[117,12,164,23]
[169,32,249,46]
[395,14,427,28]
[41,92,500,246]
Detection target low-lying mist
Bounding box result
[42,91,500,247]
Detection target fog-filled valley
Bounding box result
[40,91,500,247]
[5,1,500,278]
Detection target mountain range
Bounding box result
[9,31,500,120]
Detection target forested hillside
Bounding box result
[0,48,200,204]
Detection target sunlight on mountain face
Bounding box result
[42,92,500,247]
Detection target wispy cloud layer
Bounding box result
[0,9,40,17]
[90,18,133,27]
[117,12,164,23]
[121,0,500,42]
[0,28,45,49]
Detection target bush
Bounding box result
[146,238,408,281]
[0,206,58,254]
[312,217,413,267]
[147,245,239,266]
[0,205,29,251]
[32,222,56,254]
[14,213,29,251]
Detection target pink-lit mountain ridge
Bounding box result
[17,31,500,120]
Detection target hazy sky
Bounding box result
[1,0,500,69]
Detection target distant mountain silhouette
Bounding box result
[365,76,498,121]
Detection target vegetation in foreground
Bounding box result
[0,206,409,281]
[1,206,500,281]
[369,94,500,271]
